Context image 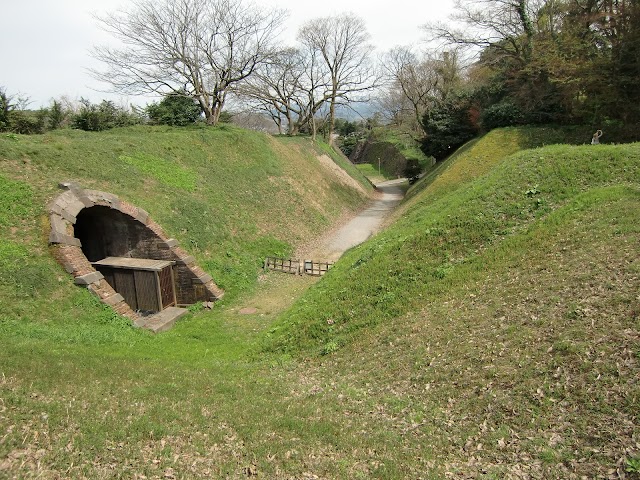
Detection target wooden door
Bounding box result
[158,266,176,308]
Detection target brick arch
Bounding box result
[48,182,223,327]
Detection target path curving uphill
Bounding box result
[309,179,406,262]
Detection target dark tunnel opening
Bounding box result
[74,206,148,262]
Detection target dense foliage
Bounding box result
[372,0,640,158]
[72,99,142,131]
[420,91,480,160]
[0,88,51,134]
[146,94,203,126]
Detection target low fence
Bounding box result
[264,257,333,277]
[263,257,301,275]
[302,260,332,276]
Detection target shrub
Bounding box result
[0,90,70,134]
[72,99,142,131]
[7,110,47,134]
[404,158,422,179]
[0,89,9,131]
[421,93,480,160]
[146,94,202,126]
[46,100,69,130]
[481,101,524,129]
[338,135,360,157]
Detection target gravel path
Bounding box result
[307,179,406,262]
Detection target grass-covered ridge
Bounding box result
[0,125,371,301]
[259,129,639,476]
[371,126,434,168]
[0,124,372,362]
[403,124,601,205]
[266,133,639,355]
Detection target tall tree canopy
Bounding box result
[91,0,285,125]
[236,13,379,138]
[297,14,378,138]
[422,0,640,125]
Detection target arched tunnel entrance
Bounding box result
[75,206,149,262]
[75,206,179,313]
[48,183,223,331]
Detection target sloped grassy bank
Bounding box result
[404,125,604,205]
[0,124,372,360]
[0,124,371,304]
[281,183,639,478]
[260,133,639,476]
[1,125,638,478]
[0,125,375,478]
[265,136,639,356]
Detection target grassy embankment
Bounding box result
[373,126,433,168]
[0,124,375,478]
[353,126,435,181]
[1,125,639,478]
[265,126,640,477]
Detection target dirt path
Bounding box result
[307,179,406,262]
[236,179,405,315]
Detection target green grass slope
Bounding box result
[0,124,372,364]
[266,130,638,355]
[0,125,374,478]
[0,125,371,299]
[1,126,638,478]
[404,125,601,205]
[373,126,434,168]
[261,127,639,476]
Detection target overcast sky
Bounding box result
[1,0,453,108]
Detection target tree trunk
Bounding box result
[310,116,317,141]
[328,94,337,139]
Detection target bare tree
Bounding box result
[91,0,285,125]
[381,47,441,130]
[295,44,334,140]
[422,0,539,65]
[238,48,308,134]
[240,44,335,139]
[298,14,378,138]
[374,88,413,126]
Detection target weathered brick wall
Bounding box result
[48,182,224,323]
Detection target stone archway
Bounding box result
[48,182,223,332]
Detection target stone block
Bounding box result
[192,273,212,284]
[60,208,77,224]
[208,285,225,299]
[103,293,125,306]
[77,193,95,208]
[53,190,78,208]
[49,231,81,247]
[86,190,120,209]
[58,181,80,191]
[178,255,195,265]
[49,213,69,235]
[48,203,77,223]
[142,307,189,334]
[159,238,179,249]
[134,208,149,224]
[65,199,87,218]
[74,271,104,286]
